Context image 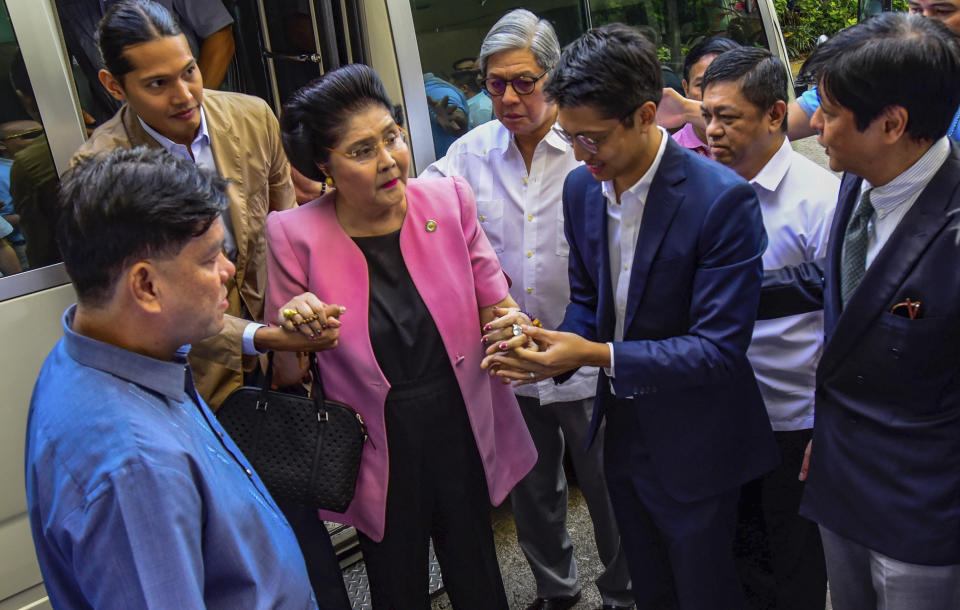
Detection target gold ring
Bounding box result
[282,308,299,320]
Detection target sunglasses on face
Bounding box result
[479,69,548,97]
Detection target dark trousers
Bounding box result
[734,428,827,610]
[357,374,508,610]
[605,400,744,610]
[277,501,352,610]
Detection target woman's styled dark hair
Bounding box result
[98,0,183,82]
[799,12,960,141]
[57,147,227,306]
[544,23,662,123]
[701,47,789,133]
[281,63,403,181]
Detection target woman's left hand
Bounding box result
[481,306,538,355]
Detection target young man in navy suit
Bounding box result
[796,13,960,610]
[483,24,779,610]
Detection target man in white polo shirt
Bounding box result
[700,46,838,610]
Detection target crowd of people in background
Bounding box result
[20,1,960,609]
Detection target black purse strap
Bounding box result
[260,352,326,416]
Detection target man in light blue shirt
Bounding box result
[25,147,317,609]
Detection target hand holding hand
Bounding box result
[481,326,608,386]
[254,293,347,353]
[481,306,538,354]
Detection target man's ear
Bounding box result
[636,100,659,128]
[98,69,127,103]
[681,78,690,98]
[126,261,163,314]
[768,100,788,132]
[878,105,909,143]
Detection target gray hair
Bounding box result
[477,9,561,76]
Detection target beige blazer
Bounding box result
[72,89,296,407]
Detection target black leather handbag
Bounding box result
[217,352,366,512]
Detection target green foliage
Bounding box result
[775,0,859,59]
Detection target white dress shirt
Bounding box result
[746,137,839,430]
[855,137,951,269]
[140,109,264,355]
[601,127,670,382]
[424,120,596,404]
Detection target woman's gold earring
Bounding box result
[325,176,335,188]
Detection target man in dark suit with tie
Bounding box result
[795,13,960,610]
[482,23,779,609]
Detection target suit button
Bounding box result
[856,375,865,384]
[890,347,901,359]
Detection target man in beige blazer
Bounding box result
[72,0,338,409]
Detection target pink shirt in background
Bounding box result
[672,122,711,158]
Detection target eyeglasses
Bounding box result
[551,123,619,155]
[479,70,548,97]
[327,126,408,163]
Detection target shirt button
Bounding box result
[217,430,224,437]
[526,251,533,258]
[522,177,528,185]
[528,215,534,221]
[245,468,252,475]
[623,264,629,270]
[479,215,486,221]
[526,287,533,293]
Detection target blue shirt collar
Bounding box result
[138,106,210,159]
[61,304,189,403]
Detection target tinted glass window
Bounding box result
[0,2,61,278]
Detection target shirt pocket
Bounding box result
[556,203,570,257]
[477,199,505,253]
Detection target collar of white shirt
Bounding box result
[749,136,792,193]
[861,137,950,219]
[138,107,211,162]
[601,126,670,207]
[480,118,572,158]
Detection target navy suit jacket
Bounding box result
[558,138,779,503]
[800,145,960,566]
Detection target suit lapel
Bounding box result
[585,178,616,340]
[623,139,684,335]
[820,148,960,373]
[121,105,164,150]
[204,94,249,280]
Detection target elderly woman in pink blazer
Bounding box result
[265,64,537,609]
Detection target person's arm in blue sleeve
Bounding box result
[61,461,207,608]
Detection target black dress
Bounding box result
[352,229,508,610]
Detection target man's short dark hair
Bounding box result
[682,37,740,84]
[702,47,789,133]
[544,23,663,122]
[57,147,227,306]
[98,0,183,82]
[799,12,960,140]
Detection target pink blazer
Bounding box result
[265,176,536,540]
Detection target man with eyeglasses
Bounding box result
[482,23,778,610]
[424,9,632,610]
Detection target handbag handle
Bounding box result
[260,352,326,416]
